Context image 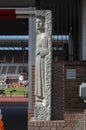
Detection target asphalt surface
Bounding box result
[1,106,28,130]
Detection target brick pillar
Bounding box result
[28,65,35,130]
[28,65,35,118]
[84,110,86,130]
[81,0,86,60]
[51,61,64,120]
[28,16,36,129]
[32,65,35,109]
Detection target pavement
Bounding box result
[0,96,28,130]
[1,106,28,130]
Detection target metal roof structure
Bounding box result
[0,35,28,47]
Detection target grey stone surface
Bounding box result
[28,16,36,109]
[34,10,52,120]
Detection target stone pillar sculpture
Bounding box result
[34,10,52,120]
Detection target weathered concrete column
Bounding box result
[28,16,36,110]
[81,0,86,60]
[34,10,52,121]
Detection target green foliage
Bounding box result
[0,87,28,96]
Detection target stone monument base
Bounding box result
[28,120,65,130]
[34,102,50,121]
[28,109,86,130]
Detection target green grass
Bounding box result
[0,87,28,96]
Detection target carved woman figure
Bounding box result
[35,17,49,102]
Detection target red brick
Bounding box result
[51,127,57,130]
[33,127,39,130]
[40,127,50,130]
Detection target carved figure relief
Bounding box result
[35,17,49,102]
[34,10,52,120]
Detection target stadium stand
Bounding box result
[0,37,28,88]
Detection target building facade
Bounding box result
[28,0,86,130]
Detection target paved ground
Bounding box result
[1,106,28,130]
[0,96,28,130]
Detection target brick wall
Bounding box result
[29,110,86,130]
[32,65,35,108]
[52,61,86,110]
[29,120,65,130]
[51,61,64,120]
[28,65,35,122]
[64,61,86,109]
[84,110,86,129]
[28,61,86,130]
[64,110,85,130]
